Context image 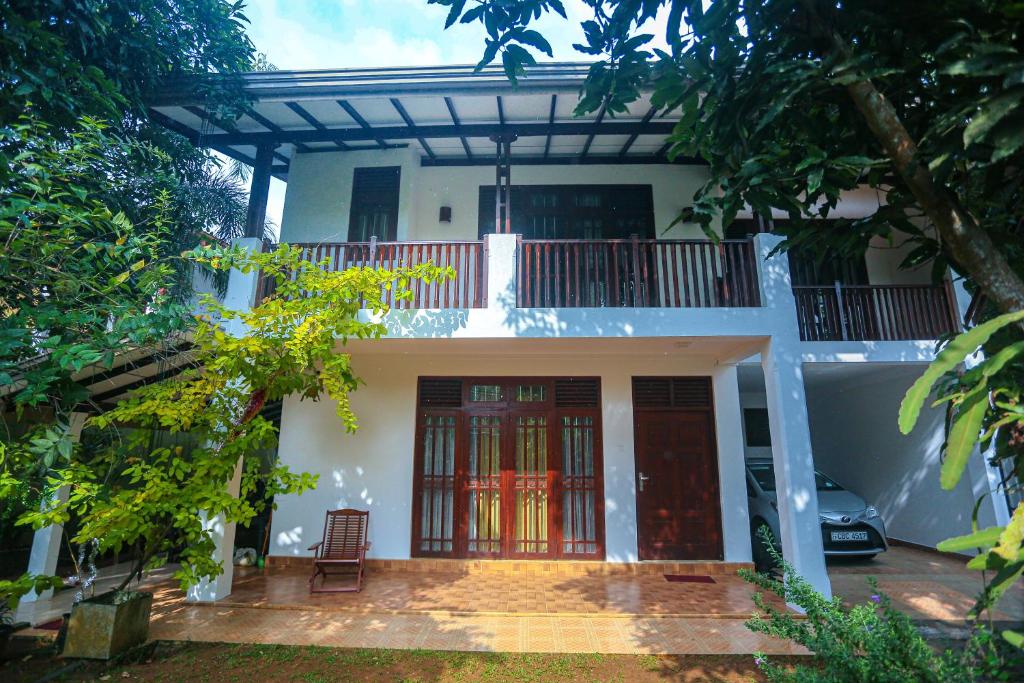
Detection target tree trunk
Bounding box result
[799,0,1024,317]
[843,80,1024,316]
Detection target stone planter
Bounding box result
[61,591,153,659]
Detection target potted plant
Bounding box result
[61,589,152,659]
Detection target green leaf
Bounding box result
[899,309,1024,435]
[942,385,988,489]
[937,525,1004,552]
[964,87,1024,147]
[1003,629,1024,648]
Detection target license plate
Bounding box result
[830,530,869,542]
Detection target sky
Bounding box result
[239,0,669,232]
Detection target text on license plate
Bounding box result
[831,530,869,542]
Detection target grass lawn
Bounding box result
[2,639,802,682]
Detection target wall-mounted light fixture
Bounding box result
[439,206,452,223]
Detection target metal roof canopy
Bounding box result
[149,62,699,178]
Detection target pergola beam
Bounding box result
[420,153,703,167]
[197,120,678,147]
[186,106,289,164]
[285,101,350,151]
[390,97,435,159]
[338,99,387,149]
[444,96,473,159]
[619,107,658,157]
[543,94,556,159]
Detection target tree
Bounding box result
[429,0,1024,642]
[0,0,275,601]
[1,0,270,467]
[6,244,451,590]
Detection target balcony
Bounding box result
[287,240,487,309]
[255,237,961,344]
[516,238,760,308]
[793,283,960,342]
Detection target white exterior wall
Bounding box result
[805,366,997,549]
[271,349,750,563]
[280,150,910,283]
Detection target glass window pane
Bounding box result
[515,384,547,402]
[469,384,504,402]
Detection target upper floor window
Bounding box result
[477,185,654,239]
[348,166,400,241]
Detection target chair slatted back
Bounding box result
[321,509,368,560]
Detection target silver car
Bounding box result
[745,458,887,570]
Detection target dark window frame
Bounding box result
[743,407,772,448]
[478,184,655,239]
[348,166,401,242]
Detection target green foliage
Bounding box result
[740,531,1020,681]
[0,573,64,624]
[15,245,451,590]
[2,0,275,516]
[436,0,1024,652]
[0,117,190,416]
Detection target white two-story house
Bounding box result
[141,63,1010,602]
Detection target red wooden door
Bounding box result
[634,409,723,560]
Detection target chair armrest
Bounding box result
[308,541,323,555]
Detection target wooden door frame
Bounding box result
[411,376,605,560]
[631,376,724,561]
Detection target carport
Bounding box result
[736,362,1007,557]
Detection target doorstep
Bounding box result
[266,556,753,576]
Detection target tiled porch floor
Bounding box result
[215,566,777,617]
[20,547,1020,655]
[144,563,801,654]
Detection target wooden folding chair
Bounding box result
[308,509,370,593]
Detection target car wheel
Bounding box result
[751,519,778,573]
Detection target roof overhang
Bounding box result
[149,62,700,179]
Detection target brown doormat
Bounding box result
[664,574,716,583]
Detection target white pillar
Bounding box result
[483,233,518,310]
[755,232,831,599]
[184,237,262,602]
[186,456,244,602]
[713,365,752,563]
[762,345,831,599]
[22,412,88,602]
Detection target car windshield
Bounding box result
[747,464,844,492]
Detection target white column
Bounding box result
[762,345,831,599]
[713,365,752,563]
[22,412,88,602]
[186,456,244,602]
[483,233,518,311]
[185,237,262,602]
[755,232,831,599]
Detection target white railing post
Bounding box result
[483,233,518,311]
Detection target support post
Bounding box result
[713,365,753,563]
[762,343,832,600]
[244,144,276,239]
[185,238,263,602]
[754,232,831,601]
[186,456,244,602]
[490,133,516,233]
[22,412,89,603]
[483,233,518,310]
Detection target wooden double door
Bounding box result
[633,377,724,560]
[412,377,605,560]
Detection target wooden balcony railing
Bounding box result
[516,238,761,308]
[279,240,486,308]
[793,283,960,341]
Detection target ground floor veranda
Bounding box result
[16,547,1023,655]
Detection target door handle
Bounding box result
[638,472,650,492]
